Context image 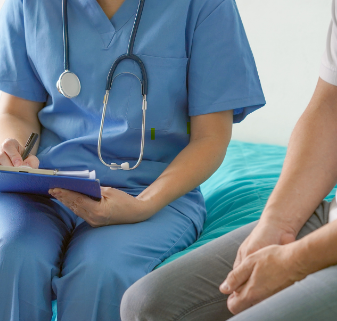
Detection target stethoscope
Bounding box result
[56,0,148,171]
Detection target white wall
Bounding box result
[0,0,332,146]
[0,0,3,10]
[233,0,331,146]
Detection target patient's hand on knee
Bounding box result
[220,242,307,315]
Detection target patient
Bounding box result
[120,1,337,320]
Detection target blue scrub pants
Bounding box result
[0,193,198,321]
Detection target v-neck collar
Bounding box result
[76,0,139,49]
[111,0,139,32]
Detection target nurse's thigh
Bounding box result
[53,205,197,321]
[121,221,258,321]
[0,193,75,321]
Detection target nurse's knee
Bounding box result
[0,231,45,271]
[121,274,168,321]
[0,216,47,268]
[0,193,36,220]
[0,192,21,210]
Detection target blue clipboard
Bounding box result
[0,170,101,201]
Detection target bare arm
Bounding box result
[261,76,337,273]
[261,78,337,234]
[0,92,43,167]
[232,77,337,270]
[221,80,337,312]
[136,109,233,217]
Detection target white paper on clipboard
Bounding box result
[0,166,96,180]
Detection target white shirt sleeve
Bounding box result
[320,0,337,86]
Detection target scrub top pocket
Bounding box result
[126,55,188,131]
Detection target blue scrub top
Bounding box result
[0,0,266,233]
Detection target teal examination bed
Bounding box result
[51,140,337,320]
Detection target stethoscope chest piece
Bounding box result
[56,70,81,98]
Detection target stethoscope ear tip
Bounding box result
[121,162,130,170]
[109,162,130,170]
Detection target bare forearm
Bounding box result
[137,136,229,217]
[291,220,337,276]
[0,113,41,155]
[261,79,337,235]
[0,93,43,155]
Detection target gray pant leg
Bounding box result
[121,201,330,321]
[121,202,328,321]
[229,200,337,321]
[121,220,258,321]
[228,265,337,321]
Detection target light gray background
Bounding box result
[0,0,332,146]
[233,0,331,146]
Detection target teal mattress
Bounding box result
[51,140,337,319]
[156,140,335,267]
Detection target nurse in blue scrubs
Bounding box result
[0,0,265,320]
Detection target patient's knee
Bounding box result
[121,277,164,321]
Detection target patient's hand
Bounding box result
[0,138,39,168]
[232,220,296,269]
[220,243,307,315]
[48,187,150,227]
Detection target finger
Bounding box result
[100,186,112,195]
[220,259,255,294]
[227,290,253,315]
[233,250,242,270]
[0,151,14,166]
[23,155,40,169]
[1,139,23,167]
[49,188,93,210]
[49,188,100,221]
[233,283,246,295]
[227,283,261,315]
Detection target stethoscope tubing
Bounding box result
[105,54,148,95]
[127,0,145,56]
[106,0,148,95]
[62,0,148,94]
[98,73,147,171]
[60,0,148,171]
[62,0,69,71]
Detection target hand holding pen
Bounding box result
[21,133,39,161]
[0,133,40,169]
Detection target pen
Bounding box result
[22,133,39,161]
